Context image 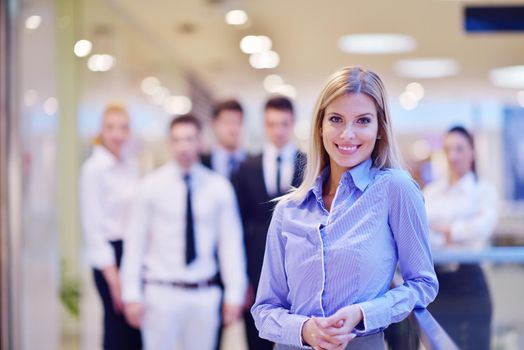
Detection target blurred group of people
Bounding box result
[79,66,497,350]
[80,95,304,350]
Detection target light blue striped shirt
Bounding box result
[251,159,438,348]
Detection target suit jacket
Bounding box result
[200,153,212,170]
[231,151,306,290]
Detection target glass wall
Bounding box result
[2,0,524,349]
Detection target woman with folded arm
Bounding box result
[424,125,496,350]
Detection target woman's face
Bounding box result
[321,93,378,173]
[101,111,130,156]
[443,132,474,178]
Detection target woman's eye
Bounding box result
[328,115,343,123]
[356,117,371,125]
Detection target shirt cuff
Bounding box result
[224,287,245,306]
[122,285,143,304]
[354,299,390,334]
[353,305,367,335]
[282,314,311,348]
[88,247,116,269]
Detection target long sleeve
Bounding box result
[217,180,248,306]
[251,203,310,348]
[120,183,150,303]
[450,183,497,243]
[79,163,115,269]
[356,172,438,333]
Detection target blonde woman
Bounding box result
[80,103,142,350]
[252,67,438,350]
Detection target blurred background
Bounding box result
[1,0,524,349]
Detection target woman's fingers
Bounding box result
[320,323,348,336]
[320,331,354,345]
[317,339,340,350]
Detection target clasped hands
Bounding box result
[301,305,363,350]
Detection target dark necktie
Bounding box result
[276,154,282,196]
[228,155,238,179]
[183,174,196,265]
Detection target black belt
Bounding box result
[145,277,220,289]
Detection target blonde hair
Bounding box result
[92,102,130,145]
[284,66,403,203]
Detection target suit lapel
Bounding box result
[251,154,271,201]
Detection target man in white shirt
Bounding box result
[201,99,247,179]
[121,115,247,350]
[231,96,305,350]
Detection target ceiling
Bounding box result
[82,0,524,105]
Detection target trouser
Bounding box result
[143,283,222,350]
[275,331,385,350]
[93,240,142,350]
[428,264,492,350]
[384,318,418,350]
[214,303,224,350]
[243,308,274,350]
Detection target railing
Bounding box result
[404,246,524,350]
[432,246,524,264]
[409,308,459,350]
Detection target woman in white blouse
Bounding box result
[424,125,497,350]
[79,103,142,350]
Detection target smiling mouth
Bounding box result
[336,143,360,153]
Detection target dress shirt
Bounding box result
[252,159,438,348]
[263,142,297,196]
[210,145,247,179]
[424,172,497,250]
[121,162,247,306]
[79,145,139,269]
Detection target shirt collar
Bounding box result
[264,142,297,161]
[447,171,476,190]
[171,161,204,180]
[302,158,376,206]
[213,144,246,161]
[342,158,375,192]
[93,145,120,167]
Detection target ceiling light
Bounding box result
[163,96,192,115]
[410,139,432,161]
[518,91,524,107]
[338,34,416,54]
[74,40,92,57]
[240,35,272,54]
[151,87,170,105]
[406,82,425,101]
[87,54,115,72]
[263,74,284,92]
[249,51,279,69]
[141,76,161,95]
[272,84,297,99]
[394,58,459,78]
[43,97,58,115]
[25,15,42,30]
[490,65,524,89]
[225,10,248,25]
[399,92,418,110]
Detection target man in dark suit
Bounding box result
[202,99,247,350]
[232,96,305,350]
[201,99,247,180]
